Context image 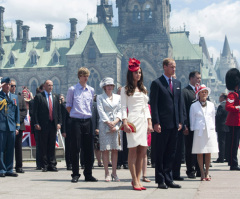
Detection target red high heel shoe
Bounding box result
[131,181,142,191]
[141,186,147,190]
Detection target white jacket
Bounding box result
[190,101,216,137]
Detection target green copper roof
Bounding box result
[1,39,70,69]
[170,32,202,60]
[67,23,121,55]
[107,26,119,44]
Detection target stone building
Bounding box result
[0,1,239,105]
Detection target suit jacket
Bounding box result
[0,90,20,131]
[216,101,229,132]
[33,92,61,131]
[150,75,183,129]
[182,85,196,127]
[91,101,99,135]
[18,93,27,131]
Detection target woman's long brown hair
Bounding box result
[125,68,147,96]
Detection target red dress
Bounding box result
[225,91,240,126]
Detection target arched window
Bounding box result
[88,68,101,94]
[52,78,60,94]
[144,4,152,22]
[88,48,96,59]
[31,54,37,64]
[132,5,141,22]
[10,55,15,65]
[31,80,38,96]
[53,53,59,64]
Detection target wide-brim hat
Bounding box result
[195,84,211,99]
[99,77,115,89]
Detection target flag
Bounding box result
[55,135,59,148]
[22,132,31,147]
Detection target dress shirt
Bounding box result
[163,73,172,85]
[189,83,195,92]
[66,83,94,119]
[44,90,53,108]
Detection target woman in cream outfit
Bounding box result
[97,77,122,182]
[190,84,218,181]
[121,58,153,191]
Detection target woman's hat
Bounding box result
[128,58,140,72]
[22,89,31,102]
[195,84,211,99]
[99,77,115,89]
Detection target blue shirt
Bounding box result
[163,73,172,85]
[66,83,94,119]
[44,91,53,108]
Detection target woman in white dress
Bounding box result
[97,77,122,182]
[121,58,153,191]
[190,84,218,181]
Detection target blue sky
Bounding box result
[1,0,240,64]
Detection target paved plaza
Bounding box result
[1,154,240,199]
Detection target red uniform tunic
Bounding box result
[225,91,240,126]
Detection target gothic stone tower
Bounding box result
[116,0,173,89]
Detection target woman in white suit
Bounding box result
[97,77,122,182]
[190,84,218,181]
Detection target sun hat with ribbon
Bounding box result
[195,84,211,100]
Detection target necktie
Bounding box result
[48,93,53,121]
[169,79,173,93]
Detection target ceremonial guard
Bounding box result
[0,77,20,177]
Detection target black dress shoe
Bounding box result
[108,163,112,167]
[16,168,25,173]
[0,173,5,177]
[42,168,48,172]
[196,172,201,177]
[213,159,224,163]
[48,167,58,172]
[36,167,42,170]
[230,166,240,171]
[85,176,98,182]
[187,173,196,179]
[71,175,80,183]
[166,182,181,188]
[5,172,18,177]
[173,176,184,181]
[117,165,121,169]
[123,164,128,169]
[157,183,168,189]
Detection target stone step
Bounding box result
[22,147,65,161]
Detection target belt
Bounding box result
[71,118,91,122]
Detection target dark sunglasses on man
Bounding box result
[11,85,16,88]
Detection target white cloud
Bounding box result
[171,0,240,63]
[208,46,220,62]
[2,0,99,38]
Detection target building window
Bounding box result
[31,80,38,96]
[53,53,59,64]
[53,79,60,94]
[10,55,15,65]
[31,54,37,64]
[144,4,152,22]
[132,5,141,22]
[88,48,96,59]
[89,69,101,94]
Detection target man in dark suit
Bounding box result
[150,58,183,189]
[33,80,61,172]
[182,71,201,178]
[0,77,20,177]
[214,93,229,163]
[10,80,27,174]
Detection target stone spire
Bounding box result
[97,0,113,27]
[222,36,231,57]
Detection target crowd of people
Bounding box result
[0,57,240,191]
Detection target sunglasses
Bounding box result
[11,85,16,88]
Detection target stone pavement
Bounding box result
[1,155,240,199]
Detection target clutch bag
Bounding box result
[119,122,136,133]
